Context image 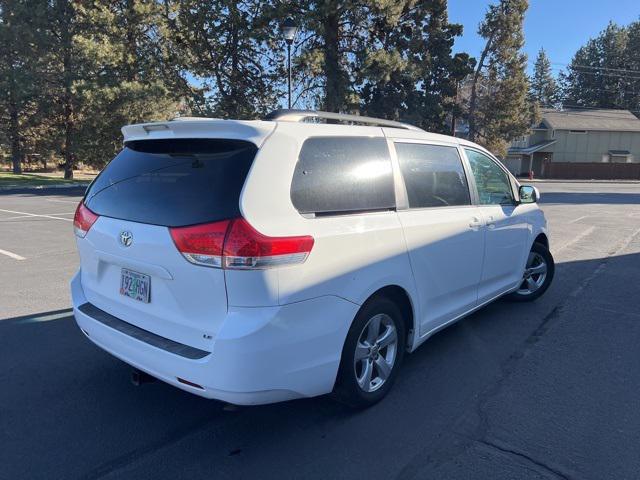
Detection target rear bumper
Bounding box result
[71,271,359,405]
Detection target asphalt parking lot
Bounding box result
[2,181,640,479]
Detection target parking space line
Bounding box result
[0,215,38,221]
[0,248,26,261]
[46,199,81,204]
[569,215,589,224]
[0,208,74,222]
[556,225,596,253]
[5,309,73,324]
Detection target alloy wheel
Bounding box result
[517,251,548,295]
[353,313,398,393]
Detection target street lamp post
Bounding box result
[282,18,297,109]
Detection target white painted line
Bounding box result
[0,215,35,221]
[46,198,81,204]
[12,309,73,324]
[0,212,74,221]
[556,225,596,254]
[0,208,73,222]
[569,215,589,224]
[0,248,26,261]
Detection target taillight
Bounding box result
[169,218,314,269]
[223,218,314,269]
[73,202,99,238]
[169,220,230,268]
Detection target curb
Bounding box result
[0,183,90,192]
[518,178,640,184]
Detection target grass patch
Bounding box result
[0,172,91,189]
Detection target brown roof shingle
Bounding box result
[541,109,640,132]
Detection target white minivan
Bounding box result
[71,110,553,408]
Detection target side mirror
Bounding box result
[519,185,540,204]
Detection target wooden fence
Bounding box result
[544,162,640,180]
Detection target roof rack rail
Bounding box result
[264,109,423,132]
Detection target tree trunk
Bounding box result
[61,4,74,180]
[9,103,23,174]
[468,34,493,142]
[124,0,138,82]
[63,98,74,180]
[229,4,240,117]
[323,7,342,112]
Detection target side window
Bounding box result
[464,149,514,205]
[395,143,471,208]
[291,137,395,215]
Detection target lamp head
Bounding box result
[282,17,297,45]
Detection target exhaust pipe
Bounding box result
[131,368,157,386]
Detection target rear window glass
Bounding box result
[84,139,257,227]
[291,137,395,215]
[396,143,471,208]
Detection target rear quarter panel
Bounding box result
[234,123,418,313]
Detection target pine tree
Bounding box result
[40,1,181,176]
[72,1,182,168]
[358,0,474,132]
[42,0,94,179]
[289,0,373,112]
[564,22,638,108]
[530,48,559,107]
[624,21,640,115]
[0,1,48,174]
[164,0,280,118]
[467,0,533,155]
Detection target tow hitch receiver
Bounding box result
[131,368,157,386]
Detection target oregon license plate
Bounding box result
[120,268,150,303]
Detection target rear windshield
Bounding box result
[84,139,257,227]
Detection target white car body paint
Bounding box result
[71,117,549,404]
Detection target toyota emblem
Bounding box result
[119,231,133,247]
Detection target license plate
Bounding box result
[120,268,150,303]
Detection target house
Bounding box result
[505,109,640,179]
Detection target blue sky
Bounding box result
[448,0,640,74]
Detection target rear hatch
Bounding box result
[77,137,258,351]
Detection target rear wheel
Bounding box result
[334,296,406,408]
[507,242,555,302]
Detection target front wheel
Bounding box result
[333,296,406,408]
[507,242,555,302]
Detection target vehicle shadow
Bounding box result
[1,251,632,479]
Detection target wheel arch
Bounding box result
[359,285,416,351]
[534,232,549,249]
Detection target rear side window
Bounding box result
[395,143,471,208]
[291,137,395,215]
[84,139,257,227]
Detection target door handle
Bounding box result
[486,215,496,230]
[469,216,482,229]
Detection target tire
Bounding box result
[333,296,406,408]
[507,242,555,302]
